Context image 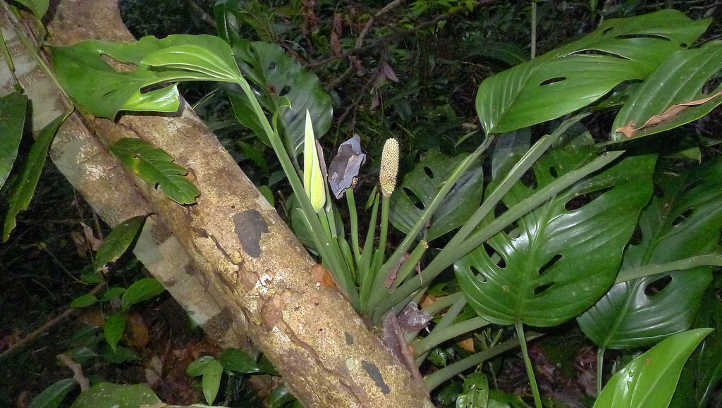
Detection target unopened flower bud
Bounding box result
[379,138,399,197]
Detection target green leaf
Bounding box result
[226,40,333,157]
[65,347,98,364]
[104,312,127,352]
[70,383,161,408]
[110,138,200,205]
[52,34,241,119]
[593,328,712,408]
[101,344,141,364]
[475,10,710,134]
[100,287,126,302]
[29,378,76,408]
[578,160,722,349]
[266,384,297,408]
[201,358,223,404]
[70,293,98,308]
[671,278,722,408]
[456,373,489,408]
[13,0,49,18]
[0,92,27,189]
[93,216,145,271]
[611,41,722,141]
[186,355,216,377]
[457,149,655,327]
[391,150,484,241]
[2,113,66,242]
[121,278,164,309]
[219,348,261,374]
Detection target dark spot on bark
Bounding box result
[164,278,176,287]
[345,332,353,345]
[234,210,269,258]
[361,360,390,394]
[204,307,233,338]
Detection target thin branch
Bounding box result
[57,353,89,391]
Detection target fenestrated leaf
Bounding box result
[13,0,48,18]
[611,41,722,141]
[227,39,333,157]
[2,113,67,242]
[121,278,165,309]
[70,383,160,408]
[28,378,76,408]
[391,150,484,241]
[578,160,722,349]
[52,34,241,119]
[104,312,127,352]
[593,328,712,408]
[93,216,145,271]
[475,10,710,134]
[457,149,655,327]
[0,92,27,189]
[110,138,200,205]
[670,278,722,408]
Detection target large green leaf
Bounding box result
[593,328,712,408]
[104,312,127,352]
[670,278,722,408]
[110,138,200,205]
[52,34,241,118]
[391,150,484,241]
[578,160,722,349]
[226,39,333,157]
[456,149,655,327]
[201,358,223,404]
[70,383,160,408]
[94,216,145,271]
[475,10,710,134]
[29,378,76,408]
[0,92,27,189]
[2,113,66,242]
[13,0,48,18]
[611,41,722,141]
[121,278,165,309]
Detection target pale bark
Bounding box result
[2,0,432,406]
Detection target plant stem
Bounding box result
[374,194,391,267]
[359,194,380,309]
[596,347,605,395]
[346,189,361,263]
[530,0,538,59]
[515,321,542,408]
[413,317,489,357]
[393,240,428,289]
[424,331,545,391]
[615,254,722,283]
[378,149,623,316]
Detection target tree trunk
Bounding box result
[1,1,432,406]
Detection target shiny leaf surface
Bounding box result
[578,160,722,349]
[28,378,75,408]
[13,0,48,18]
[457,149,655,327]
[593,328,712,408]
[121,278,165,309]
[70,383,160,408]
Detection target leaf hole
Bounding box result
[423,166,434,178]
[538,254,562,276]
[564,187,613,211]
[653,184,664,198]
[569,49,629,60]
[403,187,425,210]
[268,62,277,71]
[549,166,558,178]
[503,221,519,238]
[520,169,537,189]
[602,27,613,35]
[680,43,688,48]
[539,77,567,86]
[471,266,488,283]
[644,275,672,297]
[494,202,508,218]
[615,34,670,41]
[279,85,291,97]
[483,243,506,270]
[672,208,694,226]
[534,282,554,296]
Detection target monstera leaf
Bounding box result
[390,150,484,242]
[456,148,655,327]
[475,10,710,134]
[52,35,242,118]
[611,41,722,141]
[225,39,333,157]
[578,160,722,349]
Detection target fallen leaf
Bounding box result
[616,91,722,138]
[384,253,409,288]
[397,301,432,331]
[457,336,475,352]
[327,135,366,199]
[312,264,336,287]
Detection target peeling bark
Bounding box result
[2,1,432,406]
